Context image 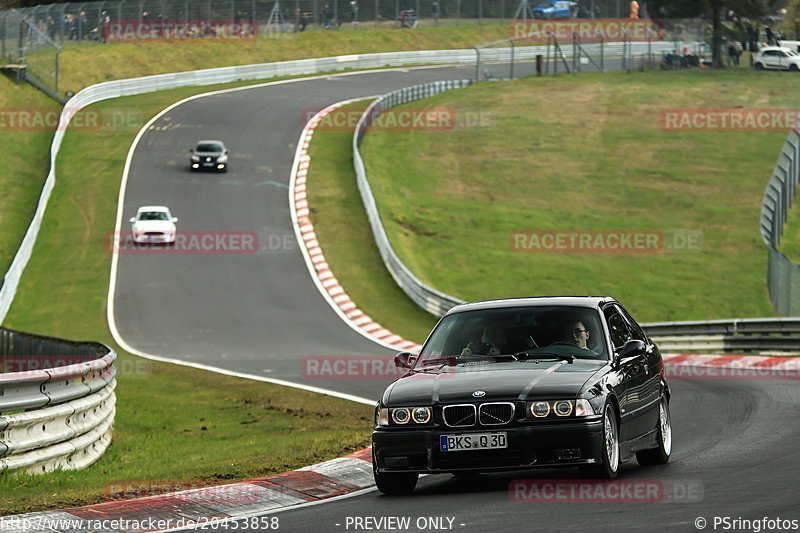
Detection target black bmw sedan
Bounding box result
[372,297,672,495]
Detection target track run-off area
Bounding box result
[107,65,800,532]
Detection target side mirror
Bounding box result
[129,217,135,224]
[172,217,178,223]
[394,352,414,369]
[189,149,193,153]
[617,339,646,361]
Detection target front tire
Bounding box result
[582,402,620,479]
[754,62,765,70]
[790,64,799,71]
[636,397,672,466]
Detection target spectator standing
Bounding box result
[321,4,332,29]
[351,0,358,25]
[433,1,440,25]
[727,42,736,67]
[629,0,639,19]
[101,11,110,43]
[766,26,774,45]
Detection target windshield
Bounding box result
[196,143,222,153]
[138,211,169,221]
[419,305,608,364]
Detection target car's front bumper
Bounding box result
[133,234,175,244]
[191,159,226,170]
[372,417,604,474]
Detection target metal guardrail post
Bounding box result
[473,45,480,82]
[509,40,515,79]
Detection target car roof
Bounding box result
[196,140,224,146]
[444,296,615,315]
[760,46,793,52]
[137,205,171,213]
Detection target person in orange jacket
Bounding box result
[630,0,640,19]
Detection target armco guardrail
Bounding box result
[0,327,116,473]
[643,318,800,353]
[353,79,799,353]
[760,127,800,316]
[353,79,472,317]
[0,42,676,325]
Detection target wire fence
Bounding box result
[1,1,709,55]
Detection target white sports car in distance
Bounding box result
[129,206,178,244]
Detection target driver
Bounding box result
[461,325,505,356]
[566,321,591,350]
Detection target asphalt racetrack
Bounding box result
[111,62,800,531]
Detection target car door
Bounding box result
[777,51,789,70]
[618,304,662,438]
[602,304,646,443]
[764,50,781,69]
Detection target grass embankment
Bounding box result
[307,100,438,342]
[0,82,371,516]
[30,24,508,93]
[359,69,793,322]
[0,77,60,274]
[777,195,800,262]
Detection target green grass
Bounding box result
[777,192,800,262]
[0,80,372,515]
[359,69,793,322]
[307,100,438,343]
[0,76,61,275]
[30,23,510,94]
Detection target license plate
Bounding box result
[440,432,507,452]
[202,162,214,167]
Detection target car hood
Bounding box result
[385,360,607,405]
[132,220,174,232]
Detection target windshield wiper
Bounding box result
[514,352,575,364]
[412,356,459,372]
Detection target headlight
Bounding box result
[391,408,410,425]
[554,400,573,417]
[530,401,550,418]
[217,154,228,163]
[385,406,432,426]
[191,155,200,161]
[411,407,431,424]
[528,399,597,418]
[575,399,595,416]
[376,407,389,427]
